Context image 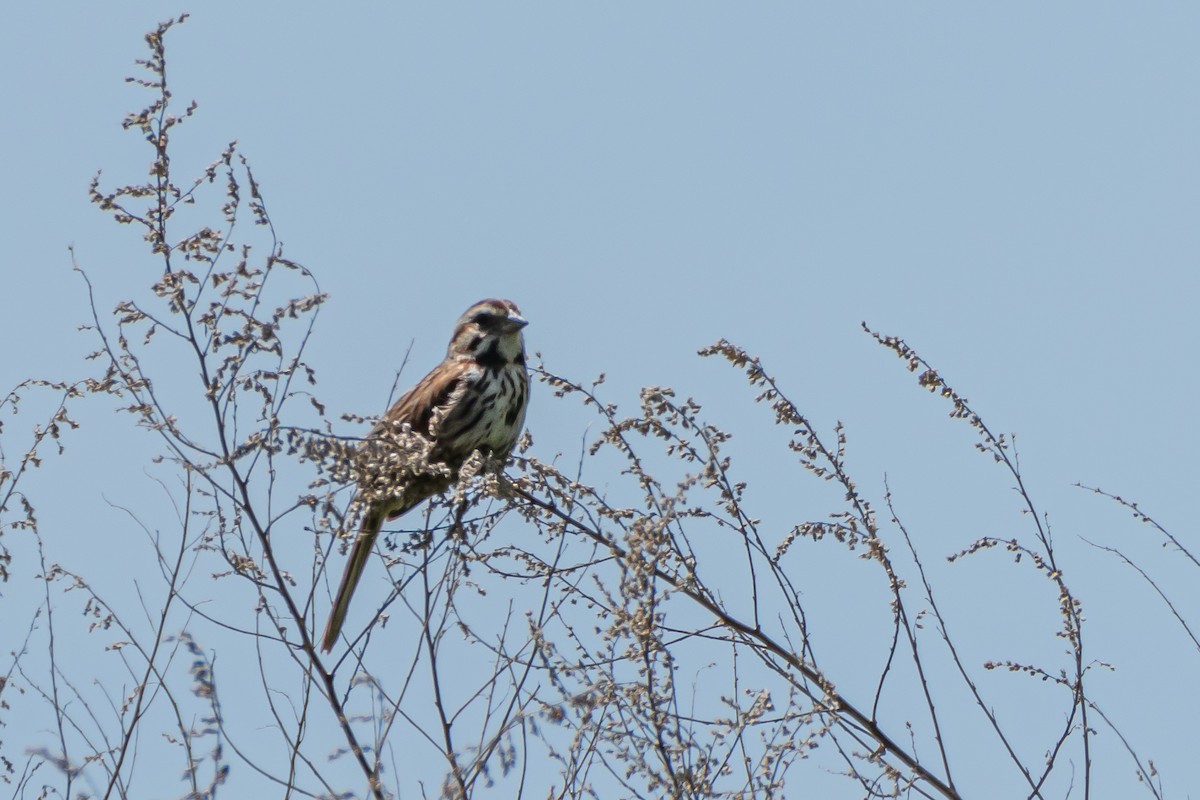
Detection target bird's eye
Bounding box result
[472,312,494,325]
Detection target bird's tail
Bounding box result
[321,507,385,652]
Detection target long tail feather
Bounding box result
[321,508,384,652]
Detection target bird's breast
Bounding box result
[437,363,528,456]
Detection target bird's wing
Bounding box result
[378,357,476,439]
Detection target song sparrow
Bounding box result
[320,298,530,652]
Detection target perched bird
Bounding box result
[321,298,529,652]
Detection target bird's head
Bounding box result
[447,298,528,366]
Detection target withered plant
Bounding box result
[3,16,1184,800]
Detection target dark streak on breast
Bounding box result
[475,340,505,368]
[505,392,525,425]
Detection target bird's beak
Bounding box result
[503,313,529,332]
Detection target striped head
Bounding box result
[446,298,528,368]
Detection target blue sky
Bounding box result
[2,4,1197,797]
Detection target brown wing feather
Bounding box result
[380,358,475,439]
[320,357,476,653]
